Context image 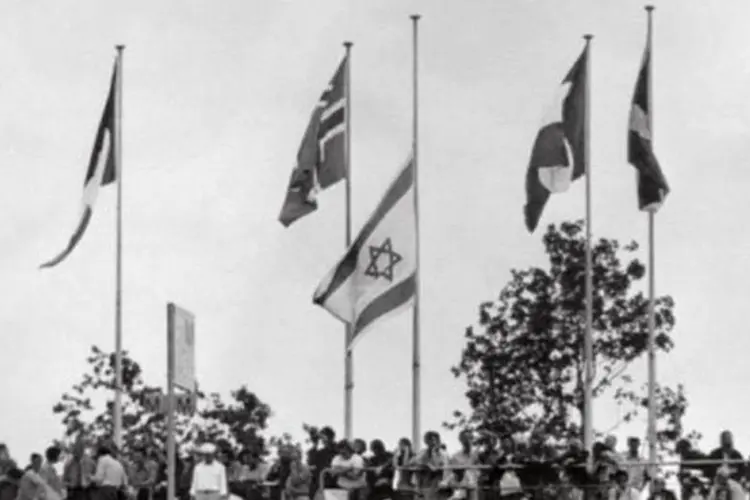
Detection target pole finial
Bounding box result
[343,41,353,48]
[411,14,421,21]
[116,45,125,52]
[583,34,593,41]
[645,5,655,12]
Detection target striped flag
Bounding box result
[40,62,118,269]
[628,35,669,212]
[313,154,416,346]
[279,57,347,227]
[524,46,587,232]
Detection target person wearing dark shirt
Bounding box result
[707,431,745,482]
[267,446,293,500]
[367,440,394,500]
[310,427,337,492]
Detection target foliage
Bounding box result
[52,345,273,456]
[448,220,692,451]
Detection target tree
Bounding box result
[53,345,273,455]
[448,220,692,452]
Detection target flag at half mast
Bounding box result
[40,61,118,269]
[279,56,347,227]
[628,33,669,212]
[524,45,587,232]
[313,154,416,346]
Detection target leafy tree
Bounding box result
[53,346,273,455]
[449,220,692,452]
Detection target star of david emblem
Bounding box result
[364,237,402,282]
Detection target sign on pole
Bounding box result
[167,302,195,500]
[169,304,195,391]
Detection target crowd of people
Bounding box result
[1,428,749,500]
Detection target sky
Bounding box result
[1,0,750,462]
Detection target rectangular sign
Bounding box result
[168,303,195,391]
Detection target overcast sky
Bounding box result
[2,0,750,460]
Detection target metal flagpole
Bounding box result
[343,41,354,441]
[166,304,177,500]
[113,44,125,450]
[645,4,658,471]
[582,34,594,458]
[410,14,422,452]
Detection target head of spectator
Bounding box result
[0,444,9,462]
[604,435,617,452]
[97,444,113,459]
[320,427,336,449]
[458,430,473,452]
[651,473,667,494]
[289,446,303,464]
[352,439,366,456]
[675,438,692,457]
[45,446,61,465]
[613,470,629,491]
[336,440,353,460]
[131,446,146,465]
[308,428,320,449]
[719,430,733,451]
[369,440,386,458]
[395,438,413,464]
[626,437,640,459]
[198,443,216,464]
[28,454,43,473]
[423,431,440,452]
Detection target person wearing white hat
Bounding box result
[189,444,227,500]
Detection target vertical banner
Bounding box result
[168,303,195,391]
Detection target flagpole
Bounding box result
[343,41,354,441]
[410,13,422,452]
[582,34,594,459]
[113,44,125,450]
[645,4,658,471]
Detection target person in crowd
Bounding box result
[646,474,678,500]
[330,440,367,499]
[267,445,294,500]
[17,454,47,500]
[306,430,320,469]
[310,428,337,492]
[0,445,16,480]
[415,431,449,500]
[0,467,23,500]
[706,465,744,500]
[177,454,194,500]
[707,431,744,482]
[622,437,645,492]
[446,430,479,500]
[128,447,158,500]
[392,438,415,498]
[675,439,709,499]
[285,447,311,500]
[352,441,367,460]
[189,444,227,500]
[91,444,127,500]
[238,450,269,500]
[63,439,96,500]
[366,440,393,500]
[609,470,639,500]
[39,446,64,500]
[474,432,501,500]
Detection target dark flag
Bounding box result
[279,57,347,227]
[628,37,669,212]
[524,46,587,232]
[40,62,118,269]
